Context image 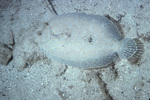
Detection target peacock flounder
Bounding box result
[37,13,144,69]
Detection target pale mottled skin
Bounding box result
[37,13,143,68]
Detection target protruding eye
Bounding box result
[88,37,93,43]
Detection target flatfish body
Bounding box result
[37,13,143,69]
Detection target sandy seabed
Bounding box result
[0,0,150,100]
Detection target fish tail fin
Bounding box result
[117,38,144,62]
